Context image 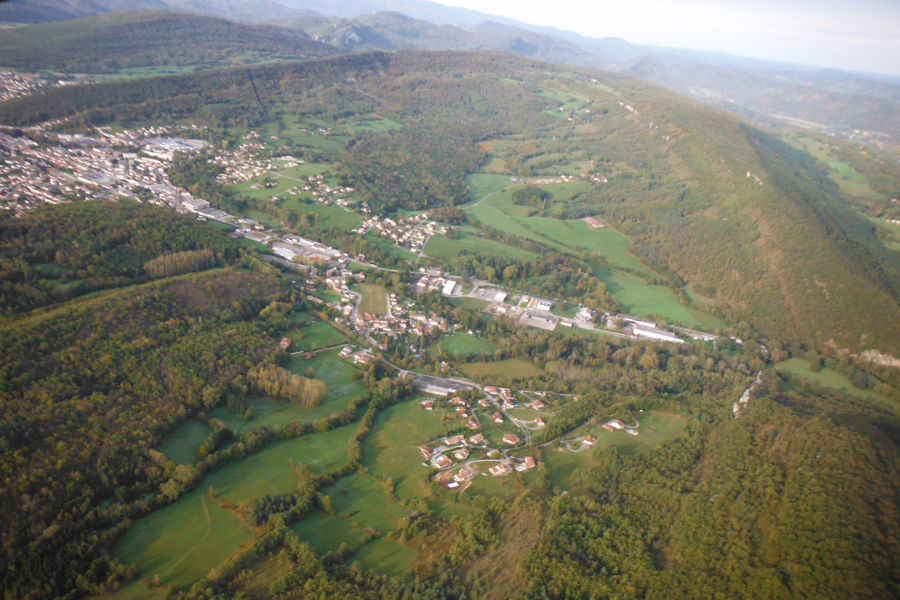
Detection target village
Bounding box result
[411,381,644,492]
[0,120,724,494]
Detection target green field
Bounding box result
[291,510,367,554]
[776,358,898,412]
[292,473,418,576]
[465,172,517,203]
[287,320,347,351]
[361,399,449,501]
[351,537,418,577]
[440,333,500,357]
[115,491,253,586]
[208,349,365,434]
[158,420,210,464]
[116,424,357,585]
[357,283,387,316]
[786,135,883,200]
[599,268,724,330]
[424,230,538,261]
[343,114,404,132]
[543,411,685,490]
[361,399,474,518]
[460,358,539,381]
[208,396,322,435]
[448,296,491,310]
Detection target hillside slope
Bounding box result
[0,10,333,73]
[1,50,898,353]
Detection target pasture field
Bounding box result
[294,200,363,231]
[352,537,418,577]
[786,134,883,200]
[287,320,347,350]
[287,349,366,408]
[271,161,331,179]
[200,423,356,502]
[465,172,516,204]
[776,358,897,412]
[598,267,725,330]
[448,296,490,310]
[292,511,367,555]
[292,472,419,574]
[361,232,418,261]
[868,216,900,252]
[542,411,685,490]
[357,283,388,316]
[424,231,538,262]
[460,358,538,381]
[115,492,253,586]
[343,114,404,132]
[361,398,474,518]
[508,408,547,421]
[158,419,210,464]
[463,468,523,500]
[208,397,310,434]
[361,399,448,501]
[440,333,500,357]
[116,424,357,585]
[322,473,409,535]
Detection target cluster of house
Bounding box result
[0,125,210,213]
[419,426,536,488]
[354,212,449,254]
[0,71,47,102]
[338,345,376,365]
[209,139,273,184]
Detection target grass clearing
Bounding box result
[158,419,210,464]
[598,267,725,329]
[543,411,685,490]
[292,511,367,555]
[287,349,366,407]
[352,537,417,577]
[425,231,538,262]
[460,358,538,381]
[288,320,347,351]
[208,397,311,434]
[466,172,516,204]
[776,358,897,412]
[440,333,500,357]
[116,424,358,585]
[448,296,491,311]
[358,283,387,316]
[324,473,409,534]
[115,492,253,586]
[361,399,473,518]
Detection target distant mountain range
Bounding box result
[1,0,898,149]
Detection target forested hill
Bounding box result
[2,49,899,354]
[0,11,334,73]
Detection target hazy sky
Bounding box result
[434,0,900,75]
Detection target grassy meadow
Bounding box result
[116,424,357,585]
